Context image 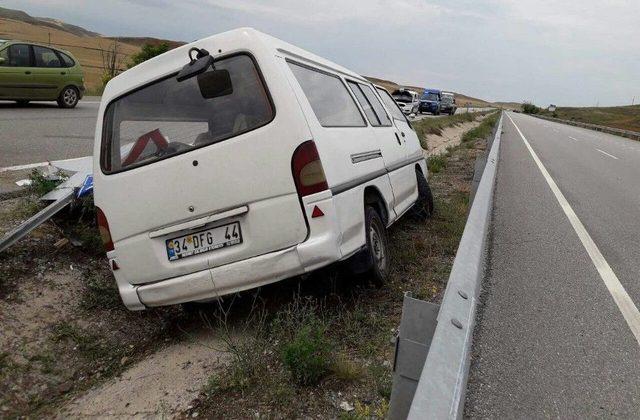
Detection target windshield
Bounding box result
[422,92,439,101]
[101,53,274,174]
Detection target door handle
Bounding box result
[25,71,31,75]
[394,133,402,145]
[401,132,405,137]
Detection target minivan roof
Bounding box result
[423,88,441,94]
[102,27,369,105]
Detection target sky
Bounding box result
[2,0,639,106]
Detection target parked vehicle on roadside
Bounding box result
[94,28,434,310]
[0,40,85,108]
[440,91,456,115]
[391,88,419,115]
[419,88,441,115]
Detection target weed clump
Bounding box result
[27,169,66,196]
[427,155,447,173]
[280,316,332,385]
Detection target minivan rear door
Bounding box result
[96,53,310,284]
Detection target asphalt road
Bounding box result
[466,112,640,417]
[0,98,100,168]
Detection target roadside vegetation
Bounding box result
[539,104,640,133]
[522,102,541,115]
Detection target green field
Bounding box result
[541,105,640,133]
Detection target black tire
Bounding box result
[15,100,29,106]
[57,86,79,108]
[412,171,434,220]
[363,205,390,287]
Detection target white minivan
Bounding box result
[93,28,434,310]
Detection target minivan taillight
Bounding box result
[96,207,114,252]
[292,140,328,197]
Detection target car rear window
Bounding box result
[101,53,274,174]
[287,61,365,127]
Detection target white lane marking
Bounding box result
[0,161,49,172]
[507,113,640,345]
[569,136,579,141]
[596,149,619,160]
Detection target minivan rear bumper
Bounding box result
[113,191,342,310]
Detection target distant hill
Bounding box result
[539,104,640,133]
[365,76,493,108]
[105,37,186,50]
[493,101,523,110]
[0,6,99,37]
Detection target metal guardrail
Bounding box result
[0,189,74,253]
[389,114,504,420]
[533,115,640,141]
[395,112,502,419]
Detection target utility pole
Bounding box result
[633,96,635,106]
[48,32,51,45]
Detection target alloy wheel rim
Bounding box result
[64,89,77,105]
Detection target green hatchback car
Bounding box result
[0,40,85,108]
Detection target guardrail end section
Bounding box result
[388,292,440,420]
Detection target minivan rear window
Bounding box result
[101,53,274,174]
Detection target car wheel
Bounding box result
[15,100,29,106]
[57,86,79,108]
[363,205,390,287]
[412,171,434,220]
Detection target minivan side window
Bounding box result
[347,82,392,127]
[347,81,380,126]
[33,46,62,68]
[4,44,31,67]
[287,61,365,127]
[360,84,392,126]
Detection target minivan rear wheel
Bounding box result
[57,86,79,108]
[412,171,434,220]
[363,205,390,287]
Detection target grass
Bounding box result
[51,321,126,375]
[539,104,640,132]
[427,155,447,173]
[80,271,122,310]
[461,111,500,144]
[27,169,67,196]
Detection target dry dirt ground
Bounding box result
[423,117,484,157]
[0,123,491,418]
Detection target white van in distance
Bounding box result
[93,28,434,310]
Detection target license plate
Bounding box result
[166,222,242,261]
